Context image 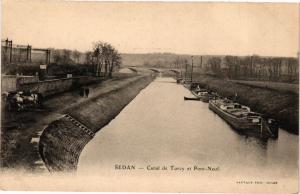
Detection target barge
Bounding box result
[209,99,278,138]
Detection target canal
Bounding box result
[77,77,298,193]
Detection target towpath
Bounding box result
[0,74,140,172]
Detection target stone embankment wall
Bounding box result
[39,75,154,171]
[19,76,101,97]
[2,75,102,97]
[2,75,39,92]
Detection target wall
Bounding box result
[39,75,154,171]
[1,75,17,92]
[19,76,101,97]
[2,75,40,93]
[17,75,39,84]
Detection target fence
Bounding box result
[1,39,51,65]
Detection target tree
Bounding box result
[286,57,298,81]
[239,56,252,78]
[207,57,222,75]
[73,50,81,64]
[85,51,93,65]
[268,57,282,81]
[52,49,74,65]
[108,49,121,78]
[224,55,235,78]
[92,42,105,76]
[92,41,121,78]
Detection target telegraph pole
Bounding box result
[297,52,300,83]
[185,61,187,82]
[191,56,194,83]
[179,57,182,78]
[200,56,203,69]
[9,40,12,63]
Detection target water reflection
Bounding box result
[78,77,298,185]
[245,135,268,148]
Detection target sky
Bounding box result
[2,0,299,57]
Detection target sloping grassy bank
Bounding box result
[1,73,140,172]
[39,75,154,171]
[193,75,299,134]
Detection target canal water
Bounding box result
[77,77,298,193]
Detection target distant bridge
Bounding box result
[120,66,181,75]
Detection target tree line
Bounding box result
[85,41,121,78]
[50,41,121,78]
[167,55,298,82]
[205,55,298,82]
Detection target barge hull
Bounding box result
[209,102,266,136]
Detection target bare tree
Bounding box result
[85,51,93,65]
[52,49,74,65]
[73,50,81,64]
[270,57,282,81]
[286,57,298,81]
[207,57,222,75]
[92,41,121,78]
[239,56,252,78]
[92,42,106,76]
[224,55,236,78]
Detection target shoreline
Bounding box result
[191,74,299,134]
[38,75,154,171]
[0,74,153,172]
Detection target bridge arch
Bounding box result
[119,66,181,76]
[163,69,180,74]
[148,68,161,73]
[119,67,138,74]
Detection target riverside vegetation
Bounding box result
[192,74,298,134]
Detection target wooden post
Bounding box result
[19,47,22,62]
[45,50,48,64]
[297,51,299,62]
[48,50,51,64]
[5,39,8,53]
[185,62,187,82]
[191,56,194,83]
[250,55,253,77]
[29,46,32,62]
[26,45,29,62]
[9,40,13,63]
[3,39,8,62]
[180,63,182,78]
[26,45,32,62]
[200,56,203,69]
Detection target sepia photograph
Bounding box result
[0,0,299,193]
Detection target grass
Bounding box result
[192,74,299,134]
[0,73,152,171]
[230,80,299,94]
[38,75,154,171]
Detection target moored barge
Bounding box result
[209,99,278,138]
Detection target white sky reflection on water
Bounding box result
[77,77,298,193]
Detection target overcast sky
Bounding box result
[2,1,299,57]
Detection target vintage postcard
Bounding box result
[0,1,299,193]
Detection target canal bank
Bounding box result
[77,77,298,193]
[1,74,153,172]
[39,75,154,171]
[192,75,298,134]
